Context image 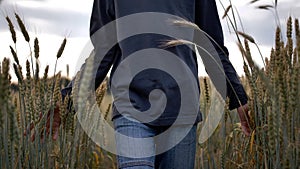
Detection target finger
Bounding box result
[45,119,59,138]
[242,128,251,136]
[241,122,251,136]
[43,104,61,140]
[24,122,35,136]
[39,112,43,119]
[46,123,50,136]
[52,127,59,141]
[51,116,61,141]
[31,129,36,142]
[53,114,61,127]
[40,131,45,143]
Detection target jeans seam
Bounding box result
[119,161,154,168]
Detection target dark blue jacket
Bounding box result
[62,0,248,126]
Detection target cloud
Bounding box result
[1,0,299,78]
[217,0,299,74]
[0,0,93,82]
[0,0,93,37]
[221,0,300,47]
[2,0,299,44]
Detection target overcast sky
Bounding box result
[0,0,299,81]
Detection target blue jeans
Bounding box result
[113,115,197,169]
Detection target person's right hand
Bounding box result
[44,103,61,141]
[237,103,252,136]
[25,102,61,142]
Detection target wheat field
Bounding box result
[0,3,299,169]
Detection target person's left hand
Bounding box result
[237,103,252,136]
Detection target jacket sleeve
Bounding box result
[195,0,248,110]
[61,0,121,101]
